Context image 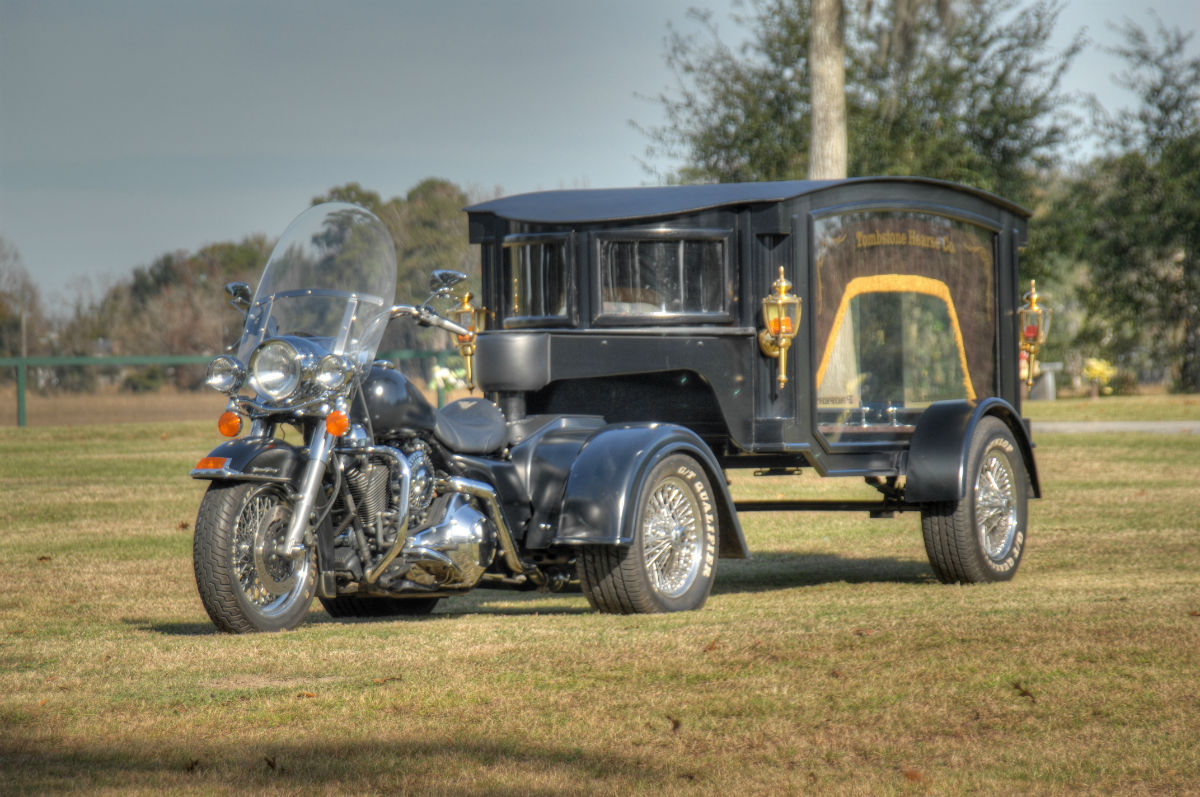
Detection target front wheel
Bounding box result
[921,417,1028,583]
[194,482,316,632]
[578,454,718,614]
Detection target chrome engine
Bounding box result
[399,493,496,590]
[338,442,497,594]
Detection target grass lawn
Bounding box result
[0,420,1197,794]
[1023,391,1200,422]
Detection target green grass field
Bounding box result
[1,415,1198,794]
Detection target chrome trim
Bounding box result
[190,466,290,483]
[359,445,413,584]
[282,423,334,559]
[439,476,546,587]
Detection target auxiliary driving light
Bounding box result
[316,355,353,391]
[205,355,245,394]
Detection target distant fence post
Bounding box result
[16,361,27,427]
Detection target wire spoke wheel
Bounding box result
[641,475,703,599]
[975,450,1018,562]
[233,488,311,616]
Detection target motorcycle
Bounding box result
[190,202,571,632]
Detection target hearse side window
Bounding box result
[596,231,730,322]
[813,210,997,444]
[502,233,571,326]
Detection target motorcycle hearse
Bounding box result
[192,178,1045,632]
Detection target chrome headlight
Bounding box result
[205,355,245,395]
[316,354,353,391]
[249,339,302,400]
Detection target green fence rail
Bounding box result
[1,349,458,427]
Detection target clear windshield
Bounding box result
[238,203,397,367]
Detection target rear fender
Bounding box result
[906,398,1041,503]
[552,423,748,558]
[190,437,303,485]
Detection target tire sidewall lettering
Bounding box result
[675,463,718,577]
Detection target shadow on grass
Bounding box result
[122,618,222,636]
[0,735,697,794]
[128,553,931,635]
[713,551,935,594]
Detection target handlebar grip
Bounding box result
[390,304,470,337]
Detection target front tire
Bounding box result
[194,482,317,632]
[921,417,1028,583]
[578,454,718,614]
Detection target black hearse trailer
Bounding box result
[463,177,1041,609]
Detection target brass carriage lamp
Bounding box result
[453,292,487,392]
[759,266,802,390]
[1017,279,1052,388]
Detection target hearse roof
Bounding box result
[464,177,1030,224]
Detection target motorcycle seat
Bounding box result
[434,397,508,455]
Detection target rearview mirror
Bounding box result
[429,270,468,298]
[225,282,252,315]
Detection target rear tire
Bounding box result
[320,595,440,618]
[921,417,1028,583]
[194,481,317,632]
[578,454,718,614]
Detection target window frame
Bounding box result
[591,227,734,326]
[807,204,1002,450]
[501,232,576,329]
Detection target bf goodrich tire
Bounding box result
[921,417,1028,583]
[578,454,718,614]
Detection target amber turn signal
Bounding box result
[326,409,350,437]
[194,456,230,471]
[217,411,242,437]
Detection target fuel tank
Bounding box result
[362,366,438,437]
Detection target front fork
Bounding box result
[282,421,334,559]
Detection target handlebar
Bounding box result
[389,303,471,337]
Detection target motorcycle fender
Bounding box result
[552,423,748,558]
[905,398,1041,503]
[191,437,303,485]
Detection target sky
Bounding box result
[2,0,1199,309]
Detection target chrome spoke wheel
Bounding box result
[640,475,703,599]
[231,487,311,618]
[975,450,1018,562]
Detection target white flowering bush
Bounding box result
[430,365,467,392]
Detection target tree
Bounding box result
[642,0,1080,206]
[0,237,44,361]
[314,179,473,356]
[809,0,847,178]
[1071,17,1200,391]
